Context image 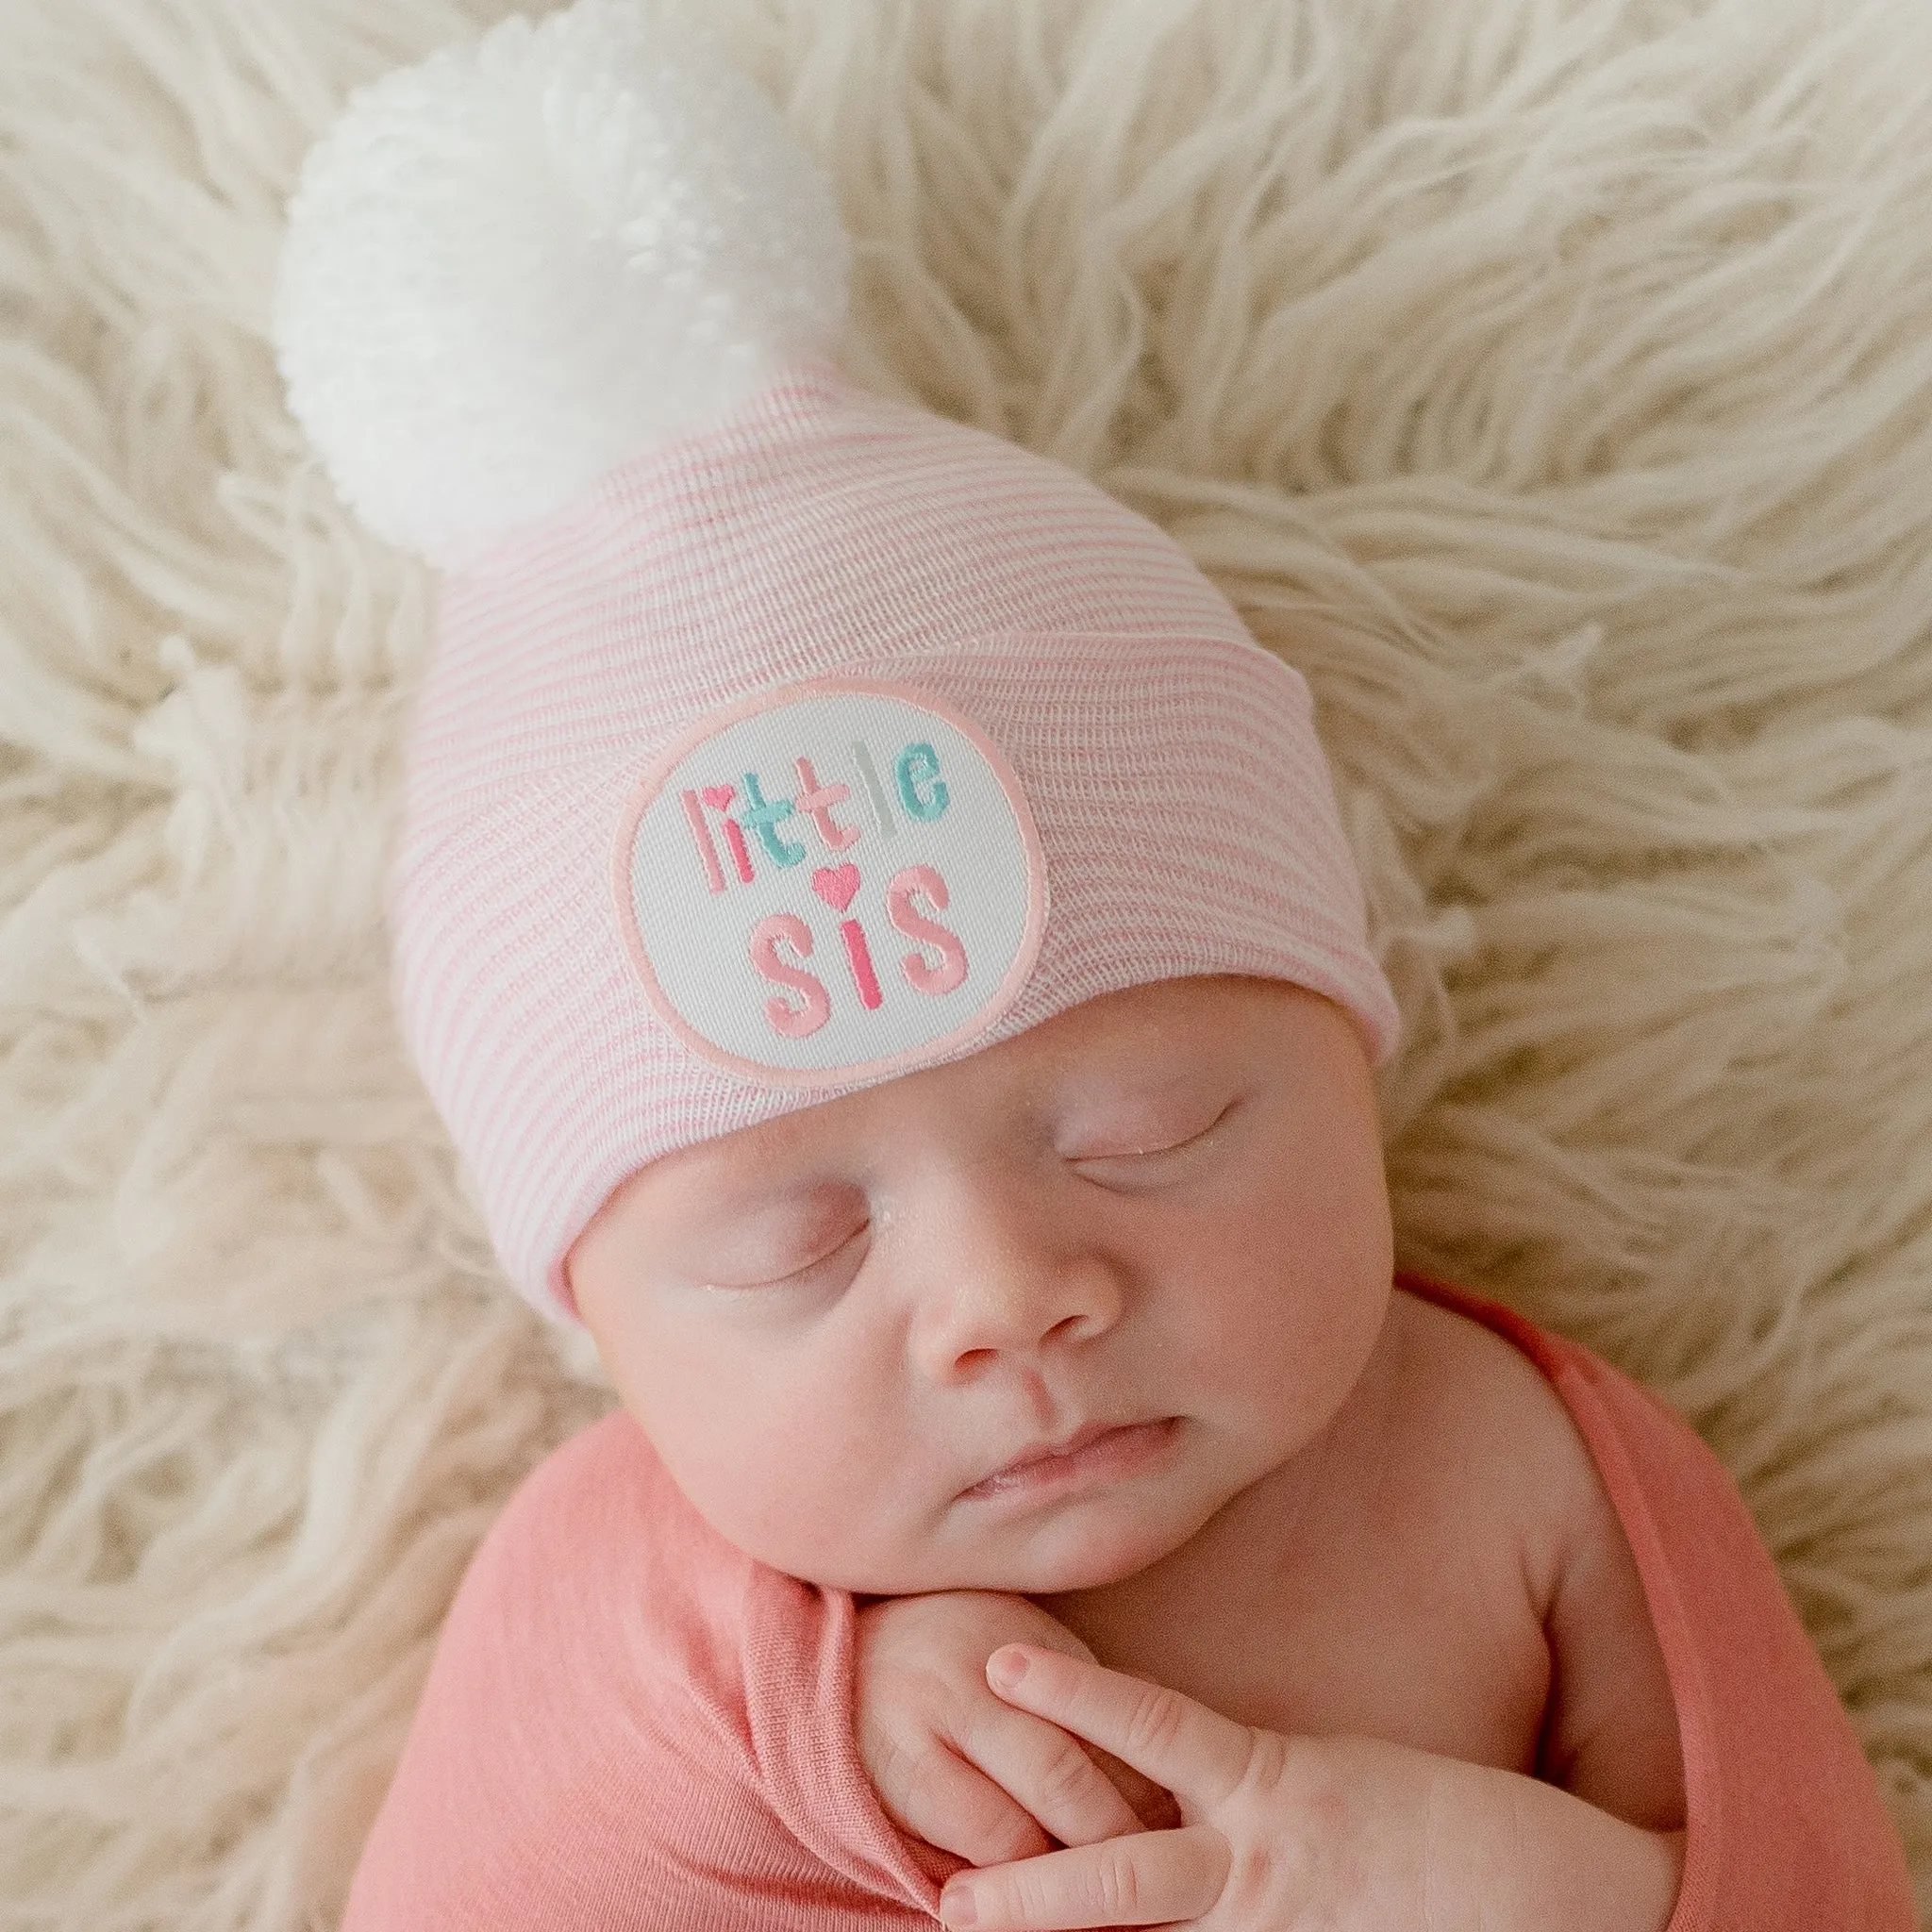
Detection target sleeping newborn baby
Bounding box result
[270,7,1913,1927]
[570,970,1694,1930]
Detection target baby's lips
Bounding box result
[970,1417,1151,1487]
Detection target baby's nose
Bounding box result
[907,1178,1124,1375]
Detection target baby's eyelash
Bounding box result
[1072,1098,1239,1166]
[706,1221,869,1291]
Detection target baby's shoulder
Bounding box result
[1386,1290,1688,1822]
[460,1407,726,1637]
[1388,1287,1597,1474]
[486,1408,661,1559]
[1382,1288,1615,1611]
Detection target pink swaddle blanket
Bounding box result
[341,1276,1913,1930]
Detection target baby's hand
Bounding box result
[938,1644,1685,1932]
[853,1591,1179,1868]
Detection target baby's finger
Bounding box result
[985,1646,1253,1813]
[1078,1741,1182,1833]
[939,1824,1229,1930]
[888,1738,1056,1868]
[955,1707,1145,1850]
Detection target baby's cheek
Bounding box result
[602,1355,801,1543]
[706,1388,919,1577]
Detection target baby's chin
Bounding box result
[829,1507,1206,1600]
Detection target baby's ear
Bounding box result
[558,1213,611,1333]
[556,1251,587,1328]
[272,0,850,572]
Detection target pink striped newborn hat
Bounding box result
[273,0,1400,1324]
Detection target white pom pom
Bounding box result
[273,0,851,571]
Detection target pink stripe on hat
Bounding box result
[390,363,1399,1322]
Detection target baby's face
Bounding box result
[567,974,1392,1596]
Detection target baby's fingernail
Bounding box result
[988,1646,1030,1690]
[941,1880,977,1926]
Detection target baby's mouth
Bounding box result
[961,1417,1180,1501]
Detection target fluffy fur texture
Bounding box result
[4,0,1932,1924]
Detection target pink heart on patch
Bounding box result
[702,784,737,811]
[811,863,860,913]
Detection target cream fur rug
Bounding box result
[6,0,1932,1923]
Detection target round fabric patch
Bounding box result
[614,677,1048,1086]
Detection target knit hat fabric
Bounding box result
[273,2,1400,1324]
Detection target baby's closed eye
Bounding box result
[693,1191,870,1291]
[1060,1096,1242,1188]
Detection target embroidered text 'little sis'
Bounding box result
[614,678,1046,1085]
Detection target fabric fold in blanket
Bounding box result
[341,1275,1914,1929]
